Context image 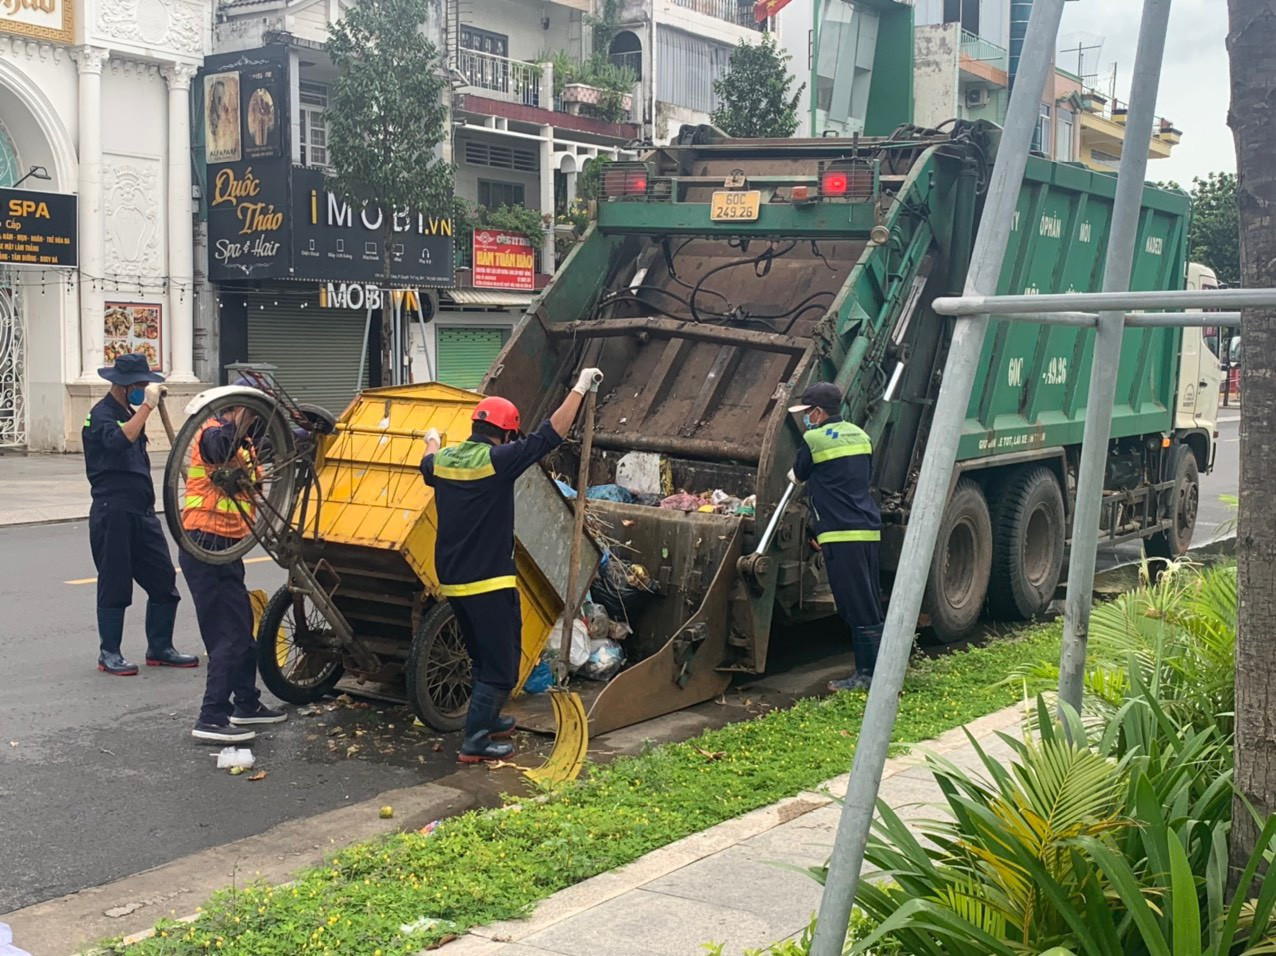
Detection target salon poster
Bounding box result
[103,303,162,371]
[242,62,283,160]
[204,71,242,164]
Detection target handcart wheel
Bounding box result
[406,602,472,733]
[163,390,299,565]
[256,585,345,704]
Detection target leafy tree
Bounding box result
[326,0,451,384]
[1187,172,1239,287]
[711,33,805,139]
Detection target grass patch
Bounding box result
[113,623,1062,956]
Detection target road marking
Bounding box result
[65,555,274,585]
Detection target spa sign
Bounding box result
[207,164,287,280]
[0,0,74,45]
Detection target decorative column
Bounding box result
[73,46,108,382]
[163,63,198,381]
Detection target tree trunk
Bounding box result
[1227,0,1276,886]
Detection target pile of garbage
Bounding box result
[526,554,656,691]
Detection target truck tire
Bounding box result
[406,602,473,733]
[987,467,1066,621]
[1146,444,1199,560]
[256,585,345,704]
[922,479,993,644]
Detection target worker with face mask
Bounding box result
[83,353,198,676]
[420,368,604,764]
[179,378,287,744]
[788,381,884,692]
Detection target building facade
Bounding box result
[0,0,208,452]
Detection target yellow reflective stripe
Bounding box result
[184,495,205,508]
[187,466,207,478]
[817,529,881,544]
[433,463,497,481]
[810,443,872,464]
[439,575,517,598]
[83,415,91,427]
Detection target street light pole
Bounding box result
[810,0,821,136]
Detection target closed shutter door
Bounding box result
[436,326,507,389]
[247,297,369,416]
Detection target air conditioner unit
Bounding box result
[965,87,989,109]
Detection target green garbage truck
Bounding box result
[489,122,1219,736]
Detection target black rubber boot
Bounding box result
[97,608,137,676]
[144,602,199,667]
[458,682,515,764]
[828,623,884,693]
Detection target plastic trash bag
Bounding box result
[583,602,611,639]
[546,614,592,670]
[586,483,636,503]
[523,661,553,694]
[215,747,255,769]
[578,638,626,681]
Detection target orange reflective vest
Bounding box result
[181,418,258,540]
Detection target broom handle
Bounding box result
[558,387,597,681]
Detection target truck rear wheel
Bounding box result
[922,479,992,644]
[987,467,1065,621]
[1146,444,1199,560]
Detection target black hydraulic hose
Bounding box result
[689,241,798,322]
[600,285,729,318]
[749,289,835,322]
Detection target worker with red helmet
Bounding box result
[420,368,604,763]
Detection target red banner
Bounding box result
[472,230,535,291]
[754,0,794,21]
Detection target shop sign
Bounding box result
[203,46,292,281]
[0,0,74,45]
[473,230,535,291]
[0,187,77,267]
[292,167,454,287]
[318,282,424,313]
[207,164,288,280]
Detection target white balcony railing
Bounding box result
[671,0,763,30]
[455,48,547,108]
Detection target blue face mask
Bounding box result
[127,386,146,406]
[802,413,816,431]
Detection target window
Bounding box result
[656,27,732,113]
[1036,103,1052,155]
[299,81,329,168]
[478,179,526,210]
[943,0,979,33]
[1055,108,1074,161]
[464,140,539,172]
[609,30,643,80]
[458,26,511,96]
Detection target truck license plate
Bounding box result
[710,190,761,221]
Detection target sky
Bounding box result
[1057,0,1234,184]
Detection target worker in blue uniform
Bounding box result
[420,368,604,764]
[788,382,884,692]
[83,353,198,676]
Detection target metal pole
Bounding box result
[806,1,1070,952]
[1057,0,1172,719]
[810,0,821,137]
[934,287,1276,314]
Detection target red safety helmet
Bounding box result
[472,395,521,432]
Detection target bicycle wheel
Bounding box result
[163,390,299,565]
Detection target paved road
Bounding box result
[0,522,463,914]
[0,413,1240,916]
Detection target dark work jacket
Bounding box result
[792,415,881,544]
[83,393,154,514]
[420,420,563,595]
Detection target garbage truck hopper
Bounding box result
[488,123,1201,736]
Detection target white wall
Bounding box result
[454,132,546,210]
[914,23,961,128]
[463,0,580,63]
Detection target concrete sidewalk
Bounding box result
[436,704,1023,956]
[0,452,166,527]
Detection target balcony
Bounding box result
[959,30,1009,88]
[455,48,547,108]
[959,30,1009,71]
[671,0,763,31]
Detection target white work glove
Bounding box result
[787,469,804,486]
[573,368,604,395]
[424,427,441,446]
[143,383,167,409]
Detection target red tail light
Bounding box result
[603,165,650,197]
[821,170,849,196]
